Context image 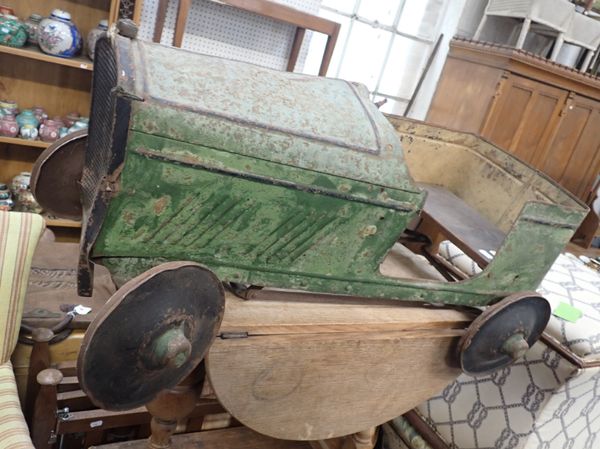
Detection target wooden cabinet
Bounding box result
[428,39,600,201]
[0,0,120,237]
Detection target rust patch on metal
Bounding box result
[154,196,170,215]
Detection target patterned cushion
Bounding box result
[538,253,600,358]
[416,242,600,449]
[0,212,45,363]
[0,361,33,449]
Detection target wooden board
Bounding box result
[93,426,312,449]
[207,292,471,440]
[0,44,92,71]
[221,289,471,335]
[419,183,506,263]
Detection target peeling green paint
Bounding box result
[86,36,588,307]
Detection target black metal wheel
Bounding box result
[77,262,225,410]
[458,292,550,376]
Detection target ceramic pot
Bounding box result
[0,99,18,117]
[20,124,38,140]
[10,172,31,194]
[14,188,42,213]
[39,119,61,142]
[38,10,82,58]
[24,13,43,44]
[0,15,28,48]
[0,113,18,137]
[87,19,108,60]
[67,118,88,134]
[63,111,80,127]
[32,106,48,123]
[0,6,15,16]
[59,127,69,139]
[0,183,13,211]
[48,116,65,128]
[16,109,39,129]
[0,197,14,211]
[0,184,10,199]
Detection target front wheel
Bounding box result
[77,261,225,410]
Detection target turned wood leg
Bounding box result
[145,368,204,449]
[349,428,377,449]
[31,368,63,449]
[25,327,54,424]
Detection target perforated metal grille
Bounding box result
[81,37,117,213]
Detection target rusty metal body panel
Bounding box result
[79,34,588,306]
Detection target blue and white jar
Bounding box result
[87,19,108,60]
[38,9,82,58]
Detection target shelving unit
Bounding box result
[44,217,82,228]
[0,44,93,71]
[0,0,120,241]
[0,136,50,149]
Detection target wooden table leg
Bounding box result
[153,0,170,43]
[319,25,340,76]
[287,27,306,72]
[146,368,204,448]
[173,0,193,48]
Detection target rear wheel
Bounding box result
[458,292,550,376]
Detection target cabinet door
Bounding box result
[481,74,567,165]
[541,95,600,199]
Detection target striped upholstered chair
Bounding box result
[0,211,45,449]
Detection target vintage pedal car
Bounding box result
[32,27,588,442]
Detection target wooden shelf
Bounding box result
[44,217,82,228]
[0,136,50,149]
[0,44,93,71]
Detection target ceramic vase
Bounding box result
[38,10,82,58]
[39,119,61,142]
[0,99,18,117]
[10,172,41,213]
[16,110,39,129]
[15,188,42,213]
[32,106,48,123]
[0,15,28,48]
[67,118,89,134]
[24,13,43,44]
[17,109,40,140]
[10,172,31,194]
[87,19,108,60]
[0,114,18,137]
[63,111,80,127]
[0,182,14,210]
[0,6,15,16]
[20,124,38,140]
